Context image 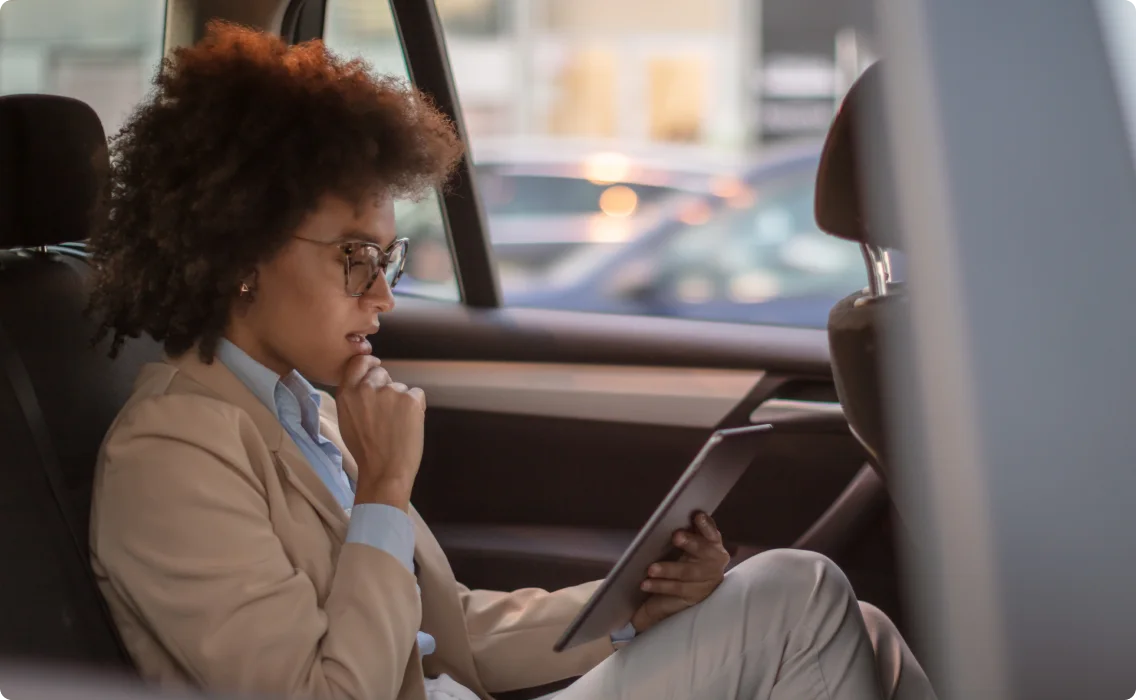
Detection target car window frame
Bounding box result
[291,0,501,309]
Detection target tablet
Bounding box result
[553,423,773,652]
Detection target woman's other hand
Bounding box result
[630,512,730,634]
[336,354,426,512]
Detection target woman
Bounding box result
[87,22,936,700]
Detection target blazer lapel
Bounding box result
[172,351,478,692]
[169,350,349,541]
[319,419,484,693]
[410,507,486,696]
[275,439,349,541]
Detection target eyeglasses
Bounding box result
[294,236,409,297]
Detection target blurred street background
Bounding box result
[0,0,880,328]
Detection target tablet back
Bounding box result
[554,423,772,652]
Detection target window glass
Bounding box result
[311,0,463,302]
[438,0,875,328]
[0,0,165,136]
[504,166,864,324]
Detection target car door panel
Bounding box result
[412,404,872,549]
[376,302,903,628]
[410,396,900,626]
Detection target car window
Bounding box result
[436,0,875,327]
[0,0,165,137]
[320,0,460,302]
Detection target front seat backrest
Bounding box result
[0,94,162,668]
[814,64,905,478]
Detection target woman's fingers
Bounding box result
[673,530,706,557]
[407,386,426,410]
[632,514,730,632]
[646,561,687,580]
[341,354,381,387]
[664,521,730,578]
[647,560,710,581]
[640,578,703,600]
[694,512,722,543]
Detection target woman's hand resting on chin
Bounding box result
[630,512,731,634]
[336,354,426,512]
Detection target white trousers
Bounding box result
[541,549,938,700]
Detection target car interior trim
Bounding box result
[381,359,763,428]
[378,297,834,374]
[750,398,845,423]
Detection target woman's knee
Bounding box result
[703,549,860,658]
[858,602,894,643]
[725,548,856,615]
[857,601,937,698]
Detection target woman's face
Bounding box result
[227,190,398,385]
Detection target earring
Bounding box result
[239,270,258,300]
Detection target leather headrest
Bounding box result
[0,95,109,248]
[815,62,895,247]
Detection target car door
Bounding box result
[291,0,906,630]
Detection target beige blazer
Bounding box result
[89,351,614,700]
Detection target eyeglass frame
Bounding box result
[293,235,410,297]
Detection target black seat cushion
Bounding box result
[0,252,160,547]
[0,94,162,669]
[0,250,166,671]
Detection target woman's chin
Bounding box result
[295,344,375,387]
[296,358,346,388]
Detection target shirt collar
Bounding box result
[281,371,325,440]
[214,339,324,440]
[215,339,283,420]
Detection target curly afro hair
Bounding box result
[88,21,463,362]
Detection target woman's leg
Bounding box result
[554,549,893,700]
[857,603,938,700]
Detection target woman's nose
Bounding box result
[363,274,396,313]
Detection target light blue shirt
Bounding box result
[215,339,435,656]
[215,339,635,661]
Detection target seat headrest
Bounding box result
[815,62,897,248]
[0,95,109,249]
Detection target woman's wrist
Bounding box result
[354,476,414,512]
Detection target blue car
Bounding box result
[503,145,868,329]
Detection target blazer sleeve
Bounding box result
[94,395,421,700]
[457,580,615,692]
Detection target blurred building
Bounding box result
[0,0,165,136]
[0,0,875,150]
[328,0,875,151]
[759,0,876,143]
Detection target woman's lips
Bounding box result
[346,333,372,354]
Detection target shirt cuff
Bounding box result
[610,622,637,645]
[346,503,416,574]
